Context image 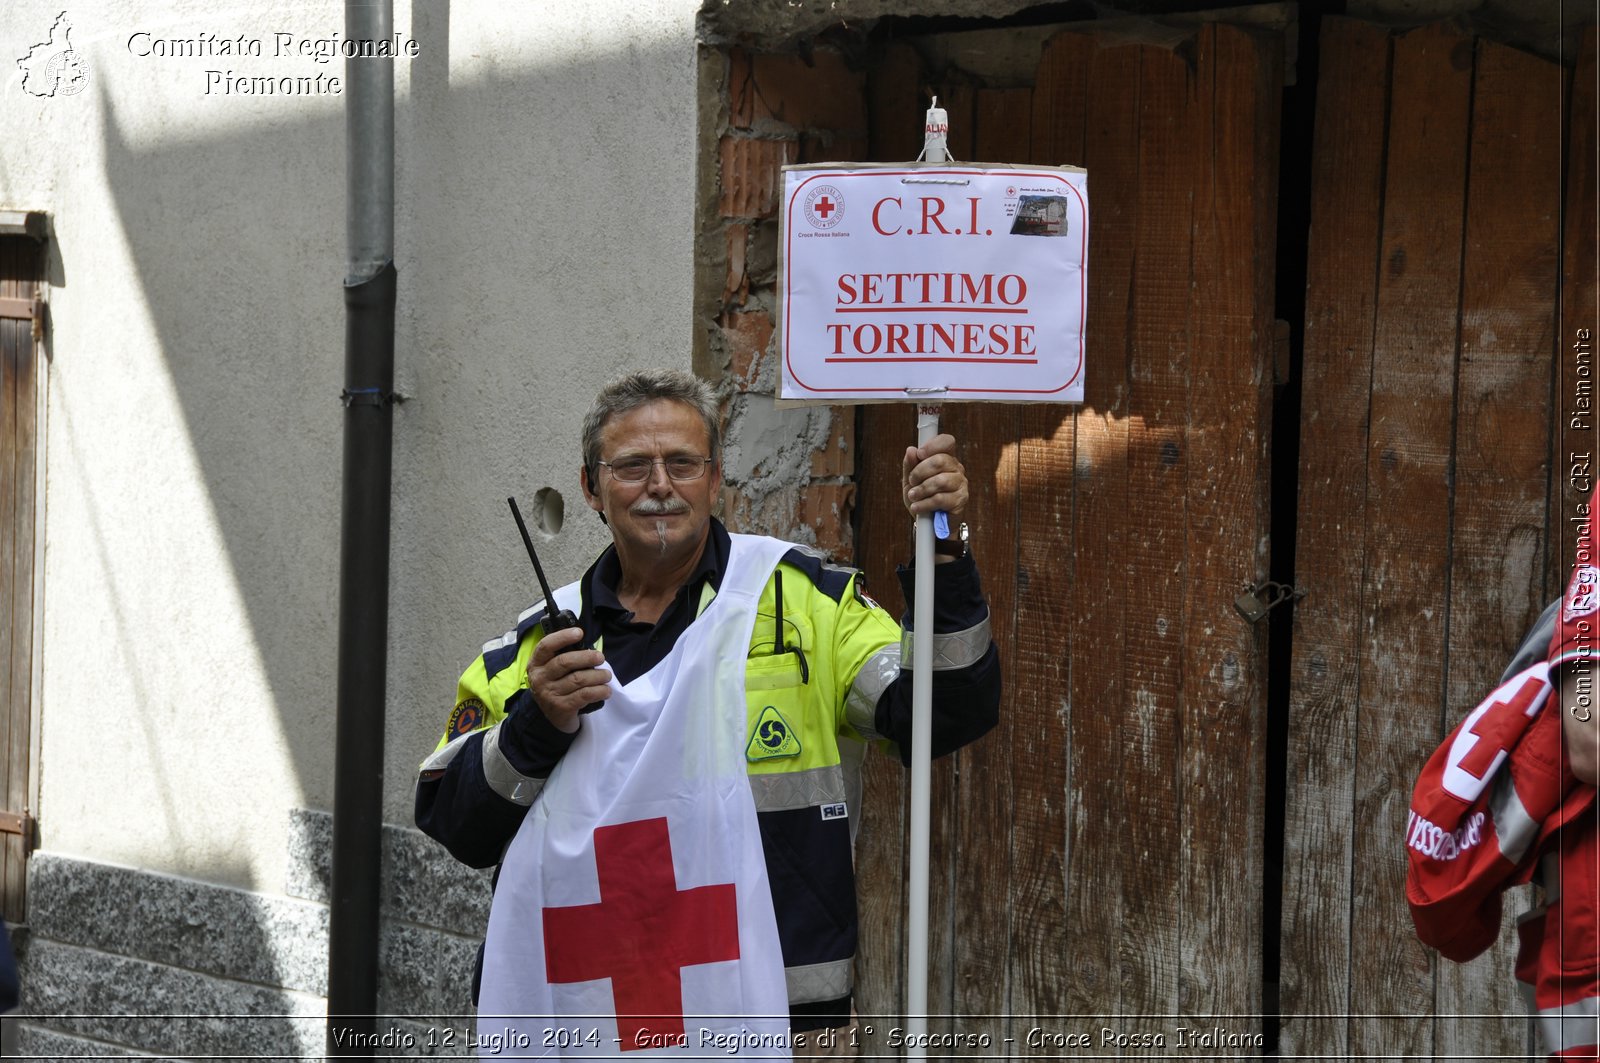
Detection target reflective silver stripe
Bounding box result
[1489,764,1541,866]
[420,731,473,773]
[1534,996,1600,1054]
[845,646,900,740]
[1517,899,1591,1057]
[786,957,854,1005]
[482,724,546,806]
[900,615,991,672]
[481,603,546,655]
[748,764,845,812]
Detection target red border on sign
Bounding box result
[783,169,1088,397]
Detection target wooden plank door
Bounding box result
[855,20,1282,1045]
[0,235,42,923]
[1281,18,1584,1058]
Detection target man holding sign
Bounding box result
[415,369,1000,1054]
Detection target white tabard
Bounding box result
[477,533,795,1060]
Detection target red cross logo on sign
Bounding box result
[803,184,844,230]
[543,817,740,1050]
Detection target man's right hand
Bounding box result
[526,626,611,734]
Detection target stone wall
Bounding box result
[12,811,485,1059]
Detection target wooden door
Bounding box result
[854,21,1283,1047]
[0,234,42,922]
[1280,19,1593,1059]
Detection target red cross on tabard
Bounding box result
[1458,676,1547,780]
[543,817,740,1050]
[814,196,836,219]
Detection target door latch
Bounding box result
[1233,580,1304,625]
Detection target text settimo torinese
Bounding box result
[827,193,1035,360]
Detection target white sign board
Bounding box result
[779,164,1088,404]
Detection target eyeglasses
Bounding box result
[597,456,714,483]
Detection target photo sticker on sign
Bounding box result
[1010,195,1070,237]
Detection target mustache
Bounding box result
[630,497,690,516]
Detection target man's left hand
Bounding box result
[902,433,968,518]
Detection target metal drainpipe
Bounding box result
[328,0,395,1054]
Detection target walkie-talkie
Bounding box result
[507,496,603,714]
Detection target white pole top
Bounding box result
[921,96,950,163]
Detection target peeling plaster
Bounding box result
[724,392,836,486]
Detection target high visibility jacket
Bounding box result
[416,524,1001,1029]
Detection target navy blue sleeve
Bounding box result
[414,690,578,869]
[414,731,527,869]
[876,554,1002,764]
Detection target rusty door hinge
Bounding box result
[0,295,45,340]
[0,810,36,852]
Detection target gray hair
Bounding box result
[582,368,721,484]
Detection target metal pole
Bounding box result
[905,97,949,1060]
[906,406,939,1057]
[328,0,395,1055]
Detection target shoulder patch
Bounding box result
[746,705,803,761]
[446,697,487,738]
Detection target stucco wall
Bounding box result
[0,0,702,895]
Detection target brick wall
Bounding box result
[704,45,873,563]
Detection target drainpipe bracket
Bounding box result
[340,388,407,407]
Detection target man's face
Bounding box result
[582,399,723,565]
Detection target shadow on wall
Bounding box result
[28,4,699,1039]
[89,5,696,853]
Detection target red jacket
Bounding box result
[1408,495,1600,1059]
